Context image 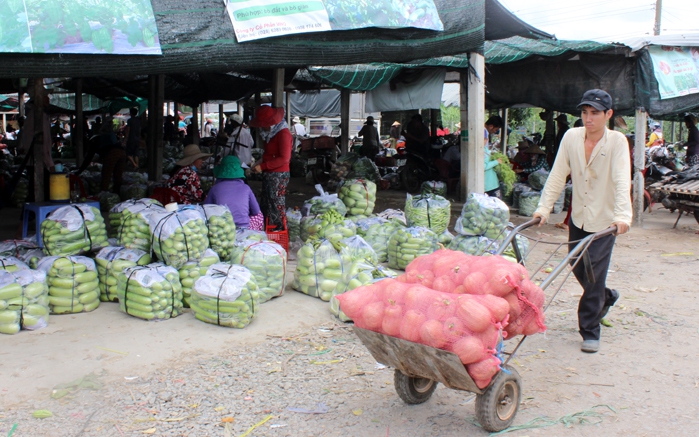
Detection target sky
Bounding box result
[499,0,699,43]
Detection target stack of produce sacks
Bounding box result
[178,249,220,307]
[0,241,44,269]
[37,256,100,314]
[376,209,407,225]
[401,250,546,339]
[349,157,381,184]
[330,260,396,322]
[356,217,404,263]
[0,256,30,272]
[94,246,151,302]
[336,277,507,389]
[293,239,350,301]
[149,207,210,269]
[511,183,532,209]
[300,210,357,243]
[117,263,184,320]
[109,199,162,238]
[235,229,267,243]
[0,269,50,335]
[501,234,530,262]
[302,185,347,217]
[453,193,510,253]
[338,179,377,216]
[230,241,287,303]
[387,227,439,270]
[286,208,303,242]
[339,235,377,264]
[118,202,166,252]
[518,192,541,217]
[421,181,447,197]
[190,263,260,328]
[41,204,109,256]
[201,204,236,261]
[405,194,451,235]
[528,169,549,191]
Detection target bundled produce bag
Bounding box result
[338,178,377,216]
[455,193,510,240]
[501,233,530,262]
[302,185,347,217]
[117,263,184,320]
[149,207,210,269]
[301,210,357,243]
[401,250,546,340]
[286,208,303,242]
[448,235,500,256]
[41,204,109,256]
[376,208,407,225]
[37,256,100,314]
[552,190,566,215]
[564,183,573,210]
[512,183,531,209]
[201,204,236,261]
[336,278,508,389]
[518,191,541,217]
[420,181,447,197]
[387,226,439,270]
[0,240,40,262]
[327,153,358,190]
[230,241,287,303]
[339,235,378,264]
[117,202,165,252]
[109,199,162,238]
[95,246,151,302]
[528,169,549,191]
[0,269,50,335]
[355,217,403,263]
[350,157,381,184]
[438,230,454,246]
[178,249,220,307]
[190,263,260,328]
[293,239,350,301]
[330,261,396,322]
[0,256,30,272]
[405,194,451,235]
[235,229,267,244]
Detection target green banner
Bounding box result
[0,0,161,54]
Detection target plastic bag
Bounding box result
[330,261,396,322]
[350,157,381,184]
[552,190,565,215]
[286,208,303,242]
[454,193,510,240]
[302,185,347,217]
[438,230,454,246]
[339,235,378,264]
[512,183,531,209]
[405,194,451,234]
[118,202,165,252]
[230,241,287,303]
[376,208,407,225]
[202,204,237,261]
[0,256,30,272]
[387,227,440,270]
[421,180,447,197]
[37,256,100,314]
[0,240,40,261]
[190,263,260,328]
[148,207,210,269]
[41,204,109,256]
[564,183,573,210]
[178,249,220,307]
[95,246,151,302]
[293,239,351,301]
[235,229,268,244]
[0,269,50,335]
[448,235,500,256]
[518,191,541,217]
[355,217,404,263]
[109,199,162,238]
[528,169,549,191]
[338,179,377,216]
[117,263,184,320]
[300,210,356,243]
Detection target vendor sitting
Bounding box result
[167,144,212,204]
[204,155,263,230]
[515,144,549,180]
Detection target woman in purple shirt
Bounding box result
[204,155,263,230]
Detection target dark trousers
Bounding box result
[568,220,616,341]
[101,147,126,194]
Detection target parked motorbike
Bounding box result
[300,136,339,185]
[397,148,441,193]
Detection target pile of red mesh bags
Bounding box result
[337,249,546,389]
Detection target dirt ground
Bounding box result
[1,178,699,436]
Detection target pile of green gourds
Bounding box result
[201,205,236,261]
[178,249,220,307]
[95,246,151,302]
[41,205,108,256]
[387,227,439,270]
[37,256,100,314]
[356,217,404,263]
[405,194,451,234]
[293,239,351,301]
[230,240,287,303]
[117,263,184,321]
[149,208,210,269]
[109,199,162,239]
[330,261,396,322]
[454,193,510,240]
[338,179,377,216]
[0,269,50,335]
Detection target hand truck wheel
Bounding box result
[393,369,438,404]
[475,365,522,432]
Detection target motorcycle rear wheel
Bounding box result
[400,160,423,193]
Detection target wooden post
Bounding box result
[218,104,224,133]
[501,108,508,154]
[200,103,205,138]
[31,79,45,202]
[340,89,350,155]
[272,68,284,108]
[430,109,438,138]
[459,73,468,201]
[633,108,647,227]
[147,75,157,181]
[74,79,84,168]
[18,90,25,118]
[285,91,291,126]
[153,75,165,182]
[254,93,262,149]
[465,53,486,198]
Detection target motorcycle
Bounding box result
[397,148,440,193]
[300,136,339,185]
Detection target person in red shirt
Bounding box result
[250,106,292,230]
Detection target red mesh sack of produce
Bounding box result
[337,278,509,388]
[402,250,546,339]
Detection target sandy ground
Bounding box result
[1,180,699,435]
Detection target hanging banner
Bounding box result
[648,46,699,100]
[0,0,161,55]
[225,0,444,43]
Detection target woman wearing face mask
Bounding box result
[166,144,212,204]
[250,106,293,230]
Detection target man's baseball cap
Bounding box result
[577,89,612,111]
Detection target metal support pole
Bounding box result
[74,79,84,168]
[218,104,224,134]
[285,91,292,126]
[31,79,45,202]
[633,108,647,227]
[459,73,469,201]
[340,89,350,155]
